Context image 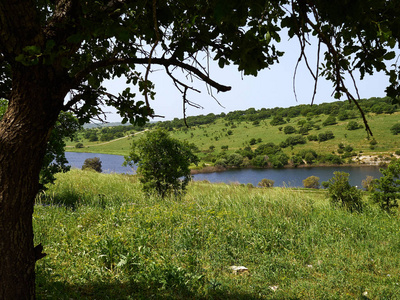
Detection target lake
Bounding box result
[65,152,383,188]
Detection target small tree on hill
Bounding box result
[124,130,199,198]
[82,157,102,173]
[370,159,400,212]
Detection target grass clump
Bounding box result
[34,169,400,299]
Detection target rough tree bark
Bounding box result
[0,63,69,298]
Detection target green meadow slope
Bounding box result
[66,110,400,166]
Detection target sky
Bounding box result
[103,34,394,123]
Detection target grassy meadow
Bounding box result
[34,169,400,299]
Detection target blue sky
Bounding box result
[104,34,393,123]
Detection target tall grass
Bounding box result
[34,170,400,299]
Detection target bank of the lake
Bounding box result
[65,152,383,188]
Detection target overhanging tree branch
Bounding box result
[73,56,232,93]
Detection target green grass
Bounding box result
[34,170,400,299]
[66,112,400,162]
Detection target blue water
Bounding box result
[65,152,135,174]
[65,152,382,187]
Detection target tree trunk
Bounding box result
[0,66,67,299]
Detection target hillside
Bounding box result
[66,97,400,168]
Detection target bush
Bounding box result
[346,121,363,130]
[285,135,306,146]
[326,171,363,212]
[75,143,84,148]
[82,157,102,173]
[270,116,286,126]
[322,115,337,126]
[251,155,268,167]
[268,152,289,168]
[258,178,274,188]
[283,125,296,134]
[390,123,400,135]
[303,176,320,189]
[226,153,244,167]
[307,134,318,141]
[370,159,400,212]
[318,131,335,142]
[361,175,375,192]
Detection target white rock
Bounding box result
[229,266,249,274]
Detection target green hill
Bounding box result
[66,97,400,167]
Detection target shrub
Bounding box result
[346,121,363,130]
[75,143,84,148]
[307,134,318,141]
[322,115,337,126]
[221,145,229,150]
[226,153,244,167]
[283,125,296,134]
[269,152,289,168]
[82,157,102,173]
[370,159,400,212]
[270,116,286,126]
[251,155,268,167]
[318,131,335,142]
[285,135,306,146]
[258,178,274,188]
[361,175,375,192]
[326,171,363,212]
[303,176,320,189]
[390,123,400,135]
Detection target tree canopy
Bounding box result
[1,0,400,298]
[124,129,199,198]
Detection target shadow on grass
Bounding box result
[36,189,107,209]
[36,280,272,300]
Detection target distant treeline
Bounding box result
[155,97,398,129]
[81,124,144,142]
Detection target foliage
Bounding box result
[370,159,400,212]
[283,125,296,134]
[303,176,320,189]
[346,121,363,130]
[323,116,337,126]
[82,157,102,173]
[251,155,268,167]
[390,123,400,135]
[258,178,274,188]
[40,112,82,187]
[326,172,363,212]
[269,152,289,168]
[225,153,244,167]
[362,175,375,192]
[318,131,335,142]
[124,130,199,198]
[270,116,286,126]
[75,143,84,148]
